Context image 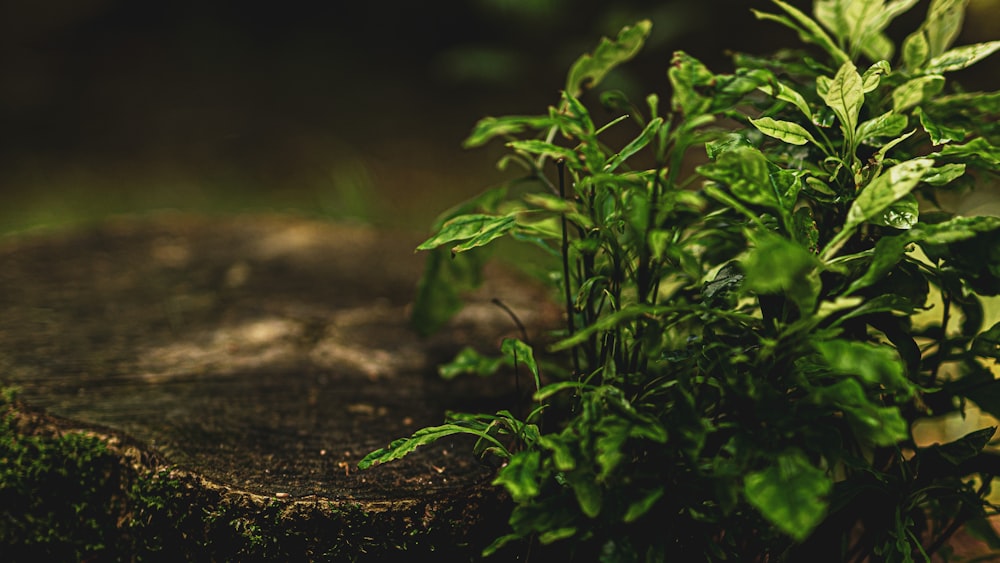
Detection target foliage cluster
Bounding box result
[361,0,1000,560]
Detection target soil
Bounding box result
[0,213,560,558]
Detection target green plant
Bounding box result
[361,0,1000,560]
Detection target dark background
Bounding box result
[1,0,996,234]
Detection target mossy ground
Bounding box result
[0,389,514,562]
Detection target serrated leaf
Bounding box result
[566,20,651,97]
[750,116,818,146]
[744,451,831,542]
[358,423,504,469]
[892,75,946,112]
[669,51,715,116]
[846,158,934,230]
[926,40,1000,73]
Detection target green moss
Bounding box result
[0,388,507,561]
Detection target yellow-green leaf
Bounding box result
[925,41,1000,73]
[750,116,818,146]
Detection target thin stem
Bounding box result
[557,159,582,377]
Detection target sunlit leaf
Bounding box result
[820,60,864,143]
[857,111,908,144]
[758,80,814,119]
[750,116,818,146]
[892,75,945,112]
[846,158,934,230]
[756,0,849,64]
[464,115,555,148]
[508,139,579,162]
[925,41,1000,73]
[873,193,919,230]
[566,20,651,97]
[744,451,832,542]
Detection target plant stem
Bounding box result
[557,159,581,377]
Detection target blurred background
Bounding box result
[0,0,997,235]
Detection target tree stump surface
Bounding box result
[0,213,557,558]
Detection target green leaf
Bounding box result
[744,451,832,542]
[624,488,665,523]
[418,213,516,251]
[932,138,1000,166]
[872,193,919,230]
[925,40,1000,73]
[411,249,486,336]
[916,215,1000,244]
[926,427,997,465]
[892,75,945,112]
[972,322,1000,359]
[902,28,930,69]
[493,450,542,502]
[815,378,910,445]
[743,230,821,313]
[844,234,912,295]
[538,435,576,471]
[857,111,908,144]
[603,117,664,173]
[758,0,849,64]
[921,163,966,185]
[358,422,505,469]
[925,0,968,57]
[569,474,603,518]
[750,116,818,146]
[463,115,555,148]
[817,339,910,391]
[845,158,934,231]
[502,338,541,391]
[861,60,892,93]
[566,20,651,97]
[916,107,966,145]
[439,347,505,379]
[507,139,578,162]
[668,51,715,116]
[820,60,864,144]
[758,80,814,119]
[697,146,786,210]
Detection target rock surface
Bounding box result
[0,213,557,558]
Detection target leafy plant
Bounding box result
[361,0,1000,560]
